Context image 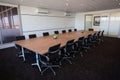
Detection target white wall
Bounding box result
[75,9,120,37]
[108,13,120,36]
[20,6,75,39]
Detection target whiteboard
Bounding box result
[21,15,75,32]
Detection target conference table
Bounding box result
[15,30,96,72]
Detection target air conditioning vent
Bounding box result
[37,8,49,14]
[64,12,71,16]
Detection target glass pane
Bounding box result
[0,15,2,44]
[0,5,20,44]
[1,29,20,43]
[0,15,2,28]
[13,15,19,29]
[4,16,10,29]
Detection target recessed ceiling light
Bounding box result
[66,3,69,6]
[119,3,120,5]
[66,0,69,2]
[80,4,84,6]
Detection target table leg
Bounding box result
[31,53,41,72]
[19,47,25,61]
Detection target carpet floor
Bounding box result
[0,37,120,80]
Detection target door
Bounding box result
[85,15,93,30]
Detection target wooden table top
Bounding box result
[15,30,96,55]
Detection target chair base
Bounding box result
[41,65,60,76]
[59,57,72,65]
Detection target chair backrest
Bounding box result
[93,33,97,36]
[54,31,59,34]
[66,39,74,52]
[101,30,104,37]
[15,36,25,51]
[16,36,25,41]
[68,29,72,32]
[88,34,92,38]
[97,31,101,38]
[78,37,84,41]
[43,32,49,36]
[93,33,97,40]
[66,39,74,44]
[74,29,77,31]
[29,34,37,39]
[87,34,93,42]
[88,28,94,31]
[48,44,61,62]
[83,38,88,45]
[62,30,66,33]
[78,37,84,48]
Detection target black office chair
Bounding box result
[77,37,85,56]
[15,36,26,61]
[43,32,49,36]
[68,29,72,32]
[65,39,76,57]
[90,33,98,45]
[54,31,59,34]
[92,33,97,41]
[15,36,25,50]
[16,36,35,62]
[60,39,75,65]
[41,44,61,75]
[97,31,101,39]
[62,30,66,33]
[99,30,104,42]
[86,34,94,47]
[101,30,104,37]
[74,29,77,31]
[29,34,37,39]
[83,37,91,50]
[96,31,101,44]
[88,28,94,31]
[16,36,25,41]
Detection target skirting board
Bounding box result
[0,42,15,49]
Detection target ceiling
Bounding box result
[0,0,120,13]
